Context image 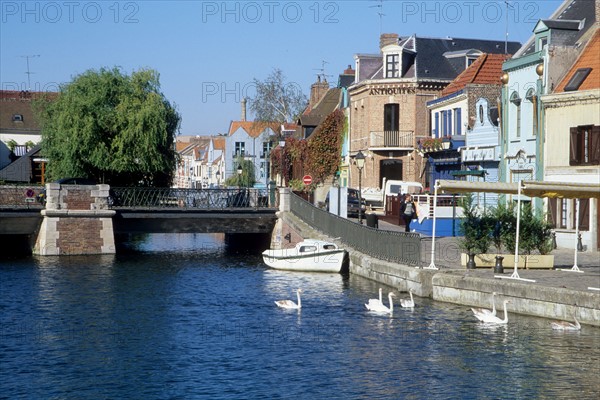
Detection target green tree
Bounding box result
[34,67,180,187]
[224,157,256,188]
[249,68,308,124]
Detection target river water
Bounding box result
[1,233,599,399]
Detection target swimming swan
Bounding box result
[275,289,302,309]
[366,292,396,314]
[400,290,415,308]
[471,292,497,320]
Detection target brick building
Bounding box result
[348,34,520,191]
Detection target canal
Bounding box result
[1,233,599,399]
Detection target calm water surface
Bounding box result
[1,234,599,399]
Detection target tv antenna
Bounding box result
[20,54,40,90]
[313,60,332,82]
[369,0,385,35]
[504,1,513,54]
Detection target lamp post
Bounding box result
[237,164,243,189]
[355,150,365,224]
[279,140,286,187]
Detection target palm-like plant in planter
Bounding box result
[459,194,493,269]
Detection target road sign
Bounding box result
[25,188,35,198]
[302,175,312,185]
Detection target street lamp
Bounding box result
[279,140,286,187]
[237,164,243,189]
[355,150,366,224]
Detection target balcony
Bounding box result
[369,131,414,150]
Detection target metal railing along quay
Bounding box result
[290,193,421,266]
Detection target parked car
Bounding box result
[325,188,367,217]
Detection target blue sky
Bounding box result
[1,0,563,135]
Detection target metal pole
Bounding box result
[358,168,363,224]
[426,184,439,269]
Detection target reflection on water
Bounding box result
[1,233,599,399]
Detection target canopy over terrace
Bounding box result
[427,180,600,280]
[436,180,600,199]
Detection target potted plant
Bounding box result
[458,194,492,268]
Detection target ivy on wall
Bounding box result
[270,109,344,191]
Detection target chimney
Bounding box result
[343,64,355,76]
[309,76,329,109]
[380,33,399,50]
[241,98,247,121]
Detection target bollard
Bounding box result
[466,253,476,269]
[494,255,504,274]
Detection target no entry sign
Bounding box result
[302,175,312,185]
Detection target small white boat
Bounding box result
[262,239,347,273]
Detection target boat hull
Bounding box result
[262,249,346,273]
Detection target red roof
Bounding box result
[228,120,280,138]
[555,29,600,92]
[441,53,510,96]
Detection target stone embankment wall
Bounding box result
[277,211,600,326]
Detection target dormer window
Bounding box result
[466,56,478,67]
[539,36,548,51]
[12,114,23,122]
[385,54,399,78]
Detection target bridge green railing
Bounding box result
[289,192,421,266]
[110,187,278,210]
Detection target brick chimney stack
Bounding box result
[241,98,247,121]
[309,76,329,109]
[343,64,355,76]
[380,33,399,50]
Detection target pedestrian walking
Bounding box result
[400,194,417,232]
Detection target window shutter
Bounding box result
[456,108,462,135]
[569,127,579,165]
[435,113,439,137]
[448,110,453,136]
[579,199,590,231]
[591,125,600,165]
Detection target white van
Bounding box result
[382,179,423,210]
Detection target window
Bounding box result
[570,125,600,166]
[234,142,245,157]
[384,103,399,132]
[262,142,272,158]
[12,114,23,122]
[453,108,462,135]
[564,68,592,92]
[386,54,399,78]
[539,36,548,50]
[466,57,477,67]
[510,92,522,138]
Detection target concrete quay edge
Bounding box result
[278,212,600,327]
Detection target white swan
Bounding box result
[366,292,396,314]
[478,300,511,324]
[275,289,302,309]
[471,292,497,320]
[400,290,415,308]
[550,316,581,331]
[364,288,383,310]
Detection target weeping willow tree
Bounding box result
[35,67,180,187]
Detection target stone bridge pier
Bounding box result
[34,183,116,255]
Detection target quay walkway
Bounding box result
[377,218,600,294]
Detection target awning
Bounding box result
[436,180,518,195]
[435,179,600,199]
[450,170,487,177]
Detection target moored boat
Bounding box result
[262,239,347,273]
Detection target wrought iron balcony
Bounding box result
[369,130,414,149]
